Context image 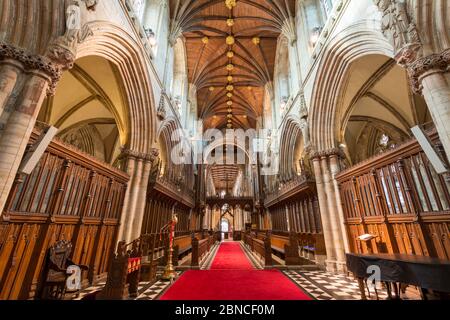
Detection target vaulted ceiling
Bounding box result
[170,0,295,130]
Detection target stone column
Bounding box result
[118,148,159,243]
[311,156,337,270]
[329,154,351,254]
[407,50,450,160]
[320,156,346,270]
[0,61,21,117]
[0,43,62,215]
[0,73,50,212]
[117,156,136,242]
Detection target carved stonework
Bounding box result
[157,91,167,120]
[120,147,159,163]
[310,147,342,160]
[0,42,63,96]
[407,48,450,94]
[46,1,94,70]
[374,0,421,61]
[83,0,99,11]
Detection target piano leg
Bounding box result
[357,277,367,300]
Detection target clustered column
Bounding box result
[0,43,62,215]
[311,149,347,272]
[117,148,159,243]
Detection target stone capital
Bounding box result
[120,147,160,163]
[310,147,342,160]
[406,48,450,94]
[0,42,63,96]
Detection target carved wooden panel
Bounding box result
[0,130,129,299]
[337,129,450,260]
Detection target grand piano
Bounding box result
[346,253,450,300]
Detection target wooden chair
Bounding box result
[37,240,88,300]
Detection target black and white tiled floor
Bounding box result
[284,270,420,300]
[283,270,372,300]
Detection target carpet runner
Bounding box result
[160,242,312,300]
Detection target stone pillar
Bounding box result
[329,154,351,254]
[320,156,345,270]
[312,156,337,270]
[118,148,159,243]
[407,50,450,160]
[0,62,21,116]
[0,43,62,215]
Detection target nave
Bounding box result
[0,0,449,303]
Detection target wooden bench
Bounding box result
[243,231,273,268]
[139,234,164,283]
[97,239,142,300]
[299,233,326,263]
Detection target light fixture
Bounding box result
[225,0,237,10]
[243,115,247,119]
[226,85,234,91]
[145,28,157,47]
[227,75,233,82]
[213,115,217,119]
[202,36,209,44]
[227,92,233,98]
[226,19,235,27]
[252,37,260,45]
[280,97,288,112]
[227,51,234,58]
[226,35,235,45]
[227,108,232,113]
[227,101,233,106]
[226,63,234,71]
[310,27,322,46]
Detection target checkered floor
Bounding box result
[136,272,183,300]
[283,270,420,300]
[72,271,183,300]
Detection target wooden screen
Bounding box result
[337,129,450,260]
[270,196,321,234]
[141,192,192,236]
[0,130,129,300]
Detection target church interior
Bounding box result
[0,0,449,302]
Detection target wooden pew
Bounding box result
[97,239,142,300]
[139,233,164,283]
[160,232,202,267]
[269,232,319,266]
[244,231,273,268]
[299,233,326,263]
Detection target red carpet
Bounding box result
[160,242,312,300]
[210,242,254,270]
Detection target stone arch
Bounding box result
[309,26,394,152]
[279,115,305,181]
[75,22,158,154]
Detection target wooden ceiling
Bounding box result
[210,164,240,192]
[170,0,295,130]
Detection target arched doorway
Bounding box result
[221,218,230,241]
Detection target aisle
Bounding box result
[160,242,312,300]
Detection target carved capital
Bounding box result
[120,147,160,163]
[406,48,450,94]
[310,147,342,160]
[0,42,63,96]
